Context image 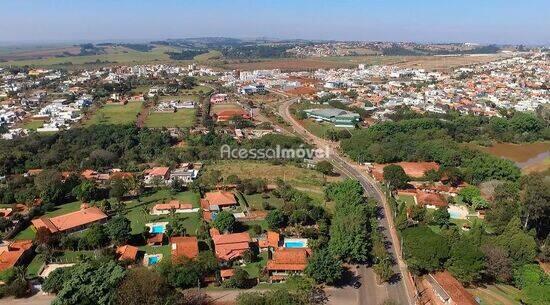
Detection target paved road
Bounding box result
[277,97,415,305]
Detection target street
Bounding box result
[277,97,415,305]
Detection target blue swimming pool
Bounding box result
[284,241,306,248]
[449,210,462,219]
[148,256,160,265]
[151,225,165,234]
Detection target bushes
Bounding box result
[402,226,450,274]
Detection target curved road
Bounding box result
[277,97,415,305]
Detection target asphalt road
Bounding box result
[277,97,414,305]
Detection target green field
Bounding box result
[144,109,196,128]
[22,120,45,131]
[85,101,142,126]
[0,45,180,67]
[467,284,522,305]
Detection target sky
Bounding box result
[0,0,549,45]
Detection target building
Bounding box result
[266,248,310,282]
[210,94,229,104]
[170,236,199,262]
[116,245,139,262]
[215,109,251,122]
[210,228,251,262]
[143,167,171,185]
[259,231,281,252]
[304,108,360,127]
[151,200,196,215]
[425,271,478,305]
[31,206,108,234]
[201,191,238,211]
[0,240,33,272]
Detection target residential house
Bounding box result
[0,240,33,272]
[210,228,251,263]
[170,236,199,262]
[266,248,310,282]
[31,206,108,234]
[151,200,196,215]
[259,231,281,252]
[116,245,139,262]
[143,167,171,185]
[201,191,238,212]
[215,109,251,123]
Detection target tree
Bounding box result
[513,264,550,305]
[43,267,73,293]
[106,216,132,245]
[157,260,201,289]
[459,186,481,204]
[496,217,537,267]
[115,268,171,305]
[266,209,287,229]
[213,211,236,233]
[80,223,109,249]
[520,172,550,238]
[305,248,343,285]
[110,178,128,202]
[34,170,66,204]
[402,226,450,274]
[432,207,451,228]
[383,165,409,190]
[230,268,250,289]
[236,292,266,305]
[373,258,394,284]
[315,161,334,176]
[446,239,485,284]
[481,244,513,283]
[52,261,126,305]
[72,180,99,202]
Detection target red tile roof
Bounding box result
[116,245,139,261]
[153,200,193,211]
[170,236,199,261]
[144,167,170,177]
[31,207,108,233]
[416,191,447,207]
[267,248,309,271]
[431,271,478,305]
[147,233,164,245]
[211,232,251,261]
[204,191,237,208]
[220,268,235,278]
[0,240,33,271]
[81,169,98,180]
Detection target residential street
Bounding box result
[278,97,415,305]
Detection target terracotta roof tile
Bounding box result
[170,236,199,261]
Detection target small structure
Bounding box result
[304,108,360,127]
[150,200,196,215]
[201,191,238,211]
[210,228,251,263]
[259,231,281,252]
[147,234,164,246]
[425,271,478,305]
[116,245,139,262]
[143,167,171,185]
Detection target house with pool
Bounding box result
[266,248,311,283]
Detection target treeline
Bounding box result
[221,45,292,59]
[166,49,208,60]
[0,125,174,175]
[341,112,548,184]
[119,44,154,52]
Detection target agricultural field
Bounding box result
[85,101,143,126]
[210,102,244,115]
[0,45,180,67]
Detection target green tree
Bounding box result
[446,239,485,284]
[432,207,451,228]
[373,258,394,284]
[80,223,109,249]
[266,209,287,229]
[383,165,409,190]
[72,180,99,202]
[305,248,343,285]
[115,268,171,305]
[402,226,450,274]
[513,264,550,305]
[52,261,126,305]
[496,217,537,267]
[213,211,236,233]
[459,186,481,204]
[315,161,334,176]
[520,172,550,238]
[43,267,73,293]
[106,216,132,245]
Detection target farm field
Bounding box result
[0,45,180,67]
[144,108,196,128]
[85,101,143,126]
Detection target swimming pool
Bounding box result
[284,241,306,248]
[151,225,165,234]
[148,256,160,265]
[283,238,308,248]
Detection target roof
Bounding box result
[204,191,237,208]
[212,232,251,261]
[147,233,164,245]
[116,245,139,261]
[416,191,447,207]
[220,268,235,278]
[267,231,280,248]
[0,240,33,271]
[266,248,309,271]
[144,167,170,177]
[170,236,199,261]
[153,200,193,211]
[305,108,360,118]
[31,207,108,233]
[430,271,478,305]
[81,169,98,180]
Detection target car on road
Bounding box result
[353,281,362,289]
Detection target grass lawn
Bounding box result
[22,120,45,130]
[14,226,36,240]
[52,250,98,263]
[397,194,416,207]
[144,108,196,128]
[241,251,268,279]
[123,190,201,235]
[243,193,285,210]
[85,101,142,126]
[139,245,171,259]
[467,284,522,305]
[45,200,82,217]
[26,255,45,277]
